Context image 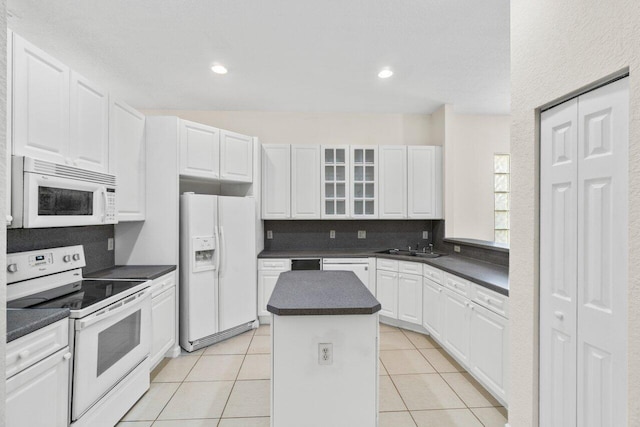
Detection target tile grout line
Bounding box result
[215,327,258,427]
[150,343,209,425]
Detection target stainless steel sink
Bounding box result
[376,249,445,258]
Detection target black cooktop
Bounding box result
[7,279,147,311]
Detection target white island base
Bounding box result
[271,313,379,427]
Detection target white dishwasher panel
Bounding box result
[322,258,372,293]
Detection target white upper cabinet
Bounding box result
[220,129,253,182]
[291,145,320,219]
[262,144,291,219]
[69,71,109,172]
[321,145,350,218]
[179,120,220,180]
[12,34,70,165]
[408,146,442,219]
[11,34,110,173]
[110,99,145,221]
[351,146,377,218]
[378,146,407,218]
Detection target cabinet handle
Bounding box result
[63,352,72,360]
[554,311,564,320]
[18,350,30,359]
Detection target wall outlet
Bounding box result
[454,245,461,253]
[330,230,336,239]
[422,231,429,239]
[357,230,366,239]
[266,230,273,240]
[318,343,333,365]
[107,238,114,251]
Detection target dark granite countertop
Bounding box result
[267,271,381,316]
[259,249,380,258]
[259,249,509,296]
[7,308,70,343]
[85,265,177,281]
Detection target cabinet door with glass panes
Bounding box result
[321,146,350,218]
[350,146,378,218]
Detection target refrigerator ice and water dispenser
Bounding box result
[192,236,215,272]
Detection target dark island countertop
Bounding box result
[267,271,382,316]
[258,249,509,296]
[7,308,70,343]
[85,265,177,281]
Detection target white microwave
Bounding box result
[10,156,118,228]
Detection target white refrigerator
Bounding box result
[179,193,257,352]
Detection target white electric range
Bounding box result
[7,245,151,427]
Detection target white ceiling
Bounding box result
[8,0,510,114]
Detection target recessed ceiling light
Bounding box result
[211,65,228,75]
[378,69,393,79]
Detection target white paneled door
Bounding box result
[540,77,628,427]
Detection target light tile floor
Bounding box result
[118,323,507,427]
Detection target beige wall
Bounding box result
[510,1,640,426]
[438,104,510,241]
[143,110,434,146]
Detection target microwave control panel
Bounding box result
[105,188,117,223]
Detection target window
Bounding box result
[494,154,510,244]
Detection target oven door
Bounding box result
[23,172,111,228]
[72,289,152,420]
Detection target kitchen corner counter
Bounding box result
[85,265,177,281]
[7,308,70,342]
[267,271,381,316]
[258,249,509,296]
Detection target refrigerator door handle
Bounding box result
[219,226,225,277]
[214,226,221,272]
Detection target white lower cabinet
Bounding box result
[6,318,70,427]
[422,278,444,341]
[469,302,508,403]
[150,272,177,370]
[442,288,471,365]
[398,273,422,325]
[376,269,398,319]
[258,259,291,320]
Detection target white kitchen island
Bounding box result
[267,271,381,427]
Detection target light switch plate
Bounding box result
[357,230,366,239]
[422,231,429,239]
[107,238,114,251]
[267,230,273,240]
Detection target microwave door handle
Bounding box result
[101,189,108,223]
[76,289,150,330]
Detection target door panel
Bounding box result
[398,273,422,325]
[376,270,397,319]
[179,120,220,179]
[422,279,443,340]
[469,304,507,402]
[576,78,628,427]
[292,145,320,218]
[442,289,469,364]
[218,196,256,331]
[540,98,578,427]
[220,130,252,182]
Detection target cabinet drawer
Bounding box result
[376,258,399,272]
[399,261,422,275]
[259,259,291,271]
[444,273,470,297]
[423,264,444,284]
[6,318,69,378]
[473,284,509,318]
[150,271,176,297]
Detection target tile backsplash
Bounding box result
[263,220,435,251]
[7,225,115,274]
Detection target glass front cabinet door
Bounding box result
[351,146,377,218]
[321,146,350,218]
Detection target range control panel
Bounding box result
[6,245,86,284]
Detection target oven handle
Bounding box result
[75,289,151,330]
